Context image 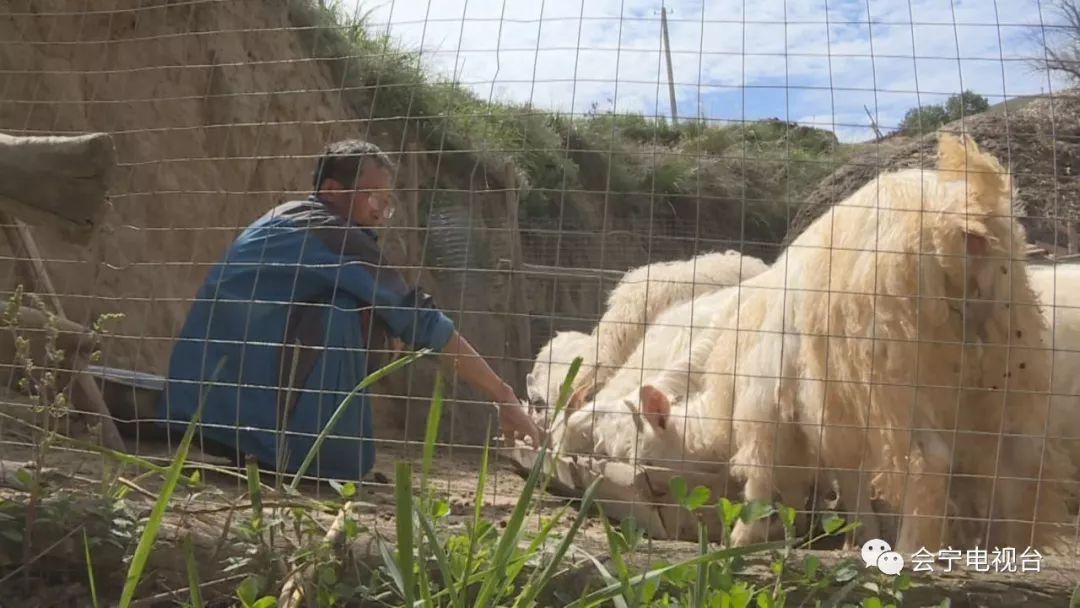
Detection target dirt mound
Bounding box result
[0,0,529,444]
[0,0,375,372]
[786,90,1080,250]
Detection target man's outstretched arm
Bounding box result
[316,245,543,447]
[438,331,543,447]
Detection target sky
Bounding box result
[341,0,1075,142]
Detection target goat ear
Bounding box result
[965,231,989,256]
[938,132,1012,216]
[525,372,535,392]
[566,381,593,414]
[937,132,967,175]
[639,385,670,431]
[960,217,997,254]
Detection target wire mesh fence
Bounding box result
[2,0,1080,604]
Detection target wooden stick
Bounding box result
[129,573,249,608]
[71,359,127,452]
[278,500,358,608]
[0,213,125,452]
[0,213,63,314]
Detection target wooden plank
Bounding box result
[0,131,114,243]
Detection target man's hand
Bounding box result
[436,331,545,448]
[387,337,407,361]
[494,385,544,448]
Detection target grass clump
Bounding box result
[290,0,853,247]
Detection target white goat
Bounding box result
[1027,262,1080,471]
[526,250,767,412]
[547,266,871,541]
[553,133,1078,554]
[525,329,596,409]
[578,250,768,391]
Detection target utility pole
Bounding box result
[864,104,883,140]
[661,4,678,124]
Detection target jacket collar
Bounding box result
[308,194,379,241]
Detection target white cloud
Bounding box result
[347,0,1075,142]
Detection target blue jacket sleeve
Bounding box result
[310,248,457,352]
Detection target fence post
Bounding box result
[402,143,424,285]
[503,163,532,390]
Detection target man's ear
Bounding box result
[320,177,347,195]
[639,385,671,431]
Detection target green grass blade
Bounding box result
[395,461,416,608]
[289,348,430,490]
[580,550,629,608]
[527,356,582,507]
[183,533,204,608]
[565,539,790,608]
[598,509,635,608]
[514,477,603,608]
[417,545,434,608]
[469,356,583,608]
[420,370,444,500]
[471,442,550,608]
[0,411,198,486]
[414,501,461,608]
[550,356,583,422]
[503,503,569,589]
[376,533,406,598]
[64,438,179,479]
[83,529,99,608]
[694,520,708,608]
[245,455,263,532]
[411,372,444,608]
[822,578,861,608]
[117,356,226,608]
[456,426,491,607]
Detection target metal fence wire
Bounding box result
[2,0,1080,604]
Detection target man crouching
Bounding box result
[158,139,541,481]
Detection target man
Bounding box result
[159,139,541,481]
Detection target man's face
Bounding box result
[323,162,395,227]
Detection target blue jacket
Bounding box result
[158,197,456,480]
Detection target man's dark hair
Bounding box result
[312,139,395,192]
